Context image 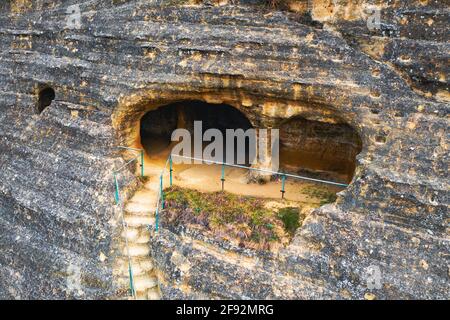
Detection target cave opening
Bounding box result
[140,100,254,165]
[133,99,363,253]
[279,116,362,184]
[138,100,362,185]
[37,87,55,114]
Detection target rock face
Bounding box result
[0,0,448,299]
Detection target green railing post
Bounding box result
[128,262,135,298]
[221,162,225,191]
[113,172,120,205]
[140,150,144,177]
[281,174,286,199]
[169,155,173,187]
[160,175,164,209]
[155,206,159,232]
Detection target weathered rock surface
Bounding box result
[0,0,448,299]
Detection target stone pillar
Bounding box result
[247,128,279,183]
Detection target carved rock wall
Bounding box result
[0,0,448,299]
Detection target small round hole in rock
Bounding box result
[370,90,381,98]
[37,87,55,114]
[375,135,387,144]
[371,68,381,77]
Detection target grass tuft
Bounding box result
[303,185,338,206]
[277,207,301,236]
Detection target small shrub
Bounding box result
[278,207,300,236]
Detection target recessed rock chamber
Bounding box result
[279,116,362,184]
[115,94,365,300]
[36,87,55,114]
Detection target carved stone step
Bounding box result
[134,275,158,292]
[125,244,150,257]
[124,214,155,227]
[147,287,161,300]
[125,202,156,215]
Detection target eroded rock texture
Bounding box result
[0,0,448,299]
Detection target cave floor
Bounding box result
[140,145,344,205]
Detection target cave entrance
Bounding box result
[279,116,362,184]
[140,100,254,165]
[37,87,55,114]
[134,100,362,206]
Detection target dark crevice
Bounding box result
[36,87,55,114]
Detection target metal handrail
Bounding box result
[113,174,137,299]
[114,146,145,177]
[170,154,349,187]
[114,156,140,173]
[117,146,144,153]
[112,146,146,299]
[153,153,349,231]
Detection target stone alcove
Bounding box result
[112,88,364,190]
[139,100,254,165]
[278,115,362,184]
[36,86,55,114]
[111,88,367,299]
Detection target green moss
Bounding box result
[250,209,268,226]
[165,188,188,206]
[303,185,338,205]
[277,207,300,236]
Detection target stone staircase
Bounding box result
[117,172,162,300]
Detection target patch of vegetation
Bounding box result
[303,185,338,206]
[277,207,301,236]
[162,186,305,250]
[165,187,215,213]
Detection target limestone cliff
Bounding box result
[0,0,448,299]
